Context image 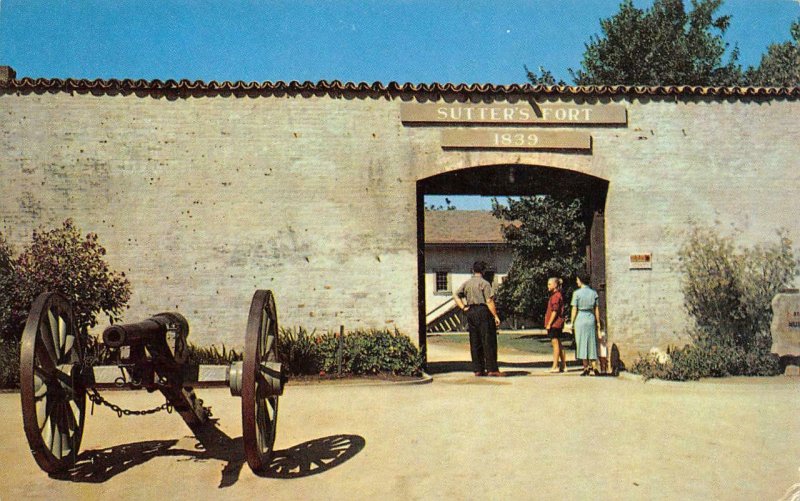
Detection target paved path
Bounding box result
[2,344,799,500]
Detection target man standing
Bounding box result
[453,261,504,377]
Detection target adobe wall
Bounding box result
[1,84,798,361]
[0,91,421,345]
[417,95,800,357]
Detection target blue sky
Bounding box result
[1,0,797,208]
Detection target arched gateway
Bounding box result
[1,66,798,362]
[416,164,609,358]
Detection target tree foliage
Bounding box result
[424,197,456,211]
[744,18,800,87]
[0,219,132,341]
[571,0,742,86]
[524,65,564,86]
[491,196,587,321]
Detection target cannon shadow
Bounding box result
[50,422,365,487]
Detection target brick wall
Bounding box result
[1,89,798,361]
[0,92,419,346]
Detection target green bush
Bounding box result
[0,236,15,342]
[680,226,796,350]
[632,225,795,381]
[631,342,780,381]
[278,327,424,377]
[12,219,131,336]
[0,339,20,389]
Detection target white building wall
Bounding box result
[424,245,512,316]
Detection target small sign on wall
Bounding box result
[629,253,652,270]
[788,310,800,329]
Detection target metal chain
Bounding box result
[87,387,173,418]
[80,333,184,419]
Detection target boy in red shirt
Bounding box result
[545,277,566,372]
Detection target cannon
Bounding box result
[19,289,285,474]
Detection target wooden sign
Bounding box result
[440,129,591,150]
[401,102,627,125]
[789,310,800,329]
[629,253,653,270]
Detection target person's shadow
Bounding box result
[50,420,365,488]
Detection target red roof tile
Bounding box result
[424,210,511,245]
[1,76,798,99]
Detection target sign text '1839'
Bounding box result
[440,129,591,150]
[494,132,539,147]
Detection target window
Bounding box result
[434,271,450,293]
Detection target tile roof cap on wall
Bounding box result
[425,210,514,245]
[0,70,798,99]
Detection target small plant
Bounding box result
[187,343,243,365]
[1,219,132,344]
[277,327,321,376]
[680,226,797,351]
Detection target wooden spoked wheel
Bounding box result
[20,292,86,473]
[241,289,282,473]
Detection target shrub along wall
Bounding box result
[278,327,424,377]
[631,226,796,381]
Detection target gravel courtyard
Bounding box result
[1,342,798,500]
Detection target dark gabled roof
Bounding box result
[424,210,511,245]
[1,76,798,99]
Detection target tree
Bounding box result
[491,196,587,321]
[524,65,565,86]
[744,18,800,87]
[424,197,456,211]
[570,0,742,86]
[2,219,132,339]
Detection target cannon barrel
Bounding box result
[102,313,188,348]
[103,319,162,348]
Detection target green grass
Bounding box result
[428,332,575,355]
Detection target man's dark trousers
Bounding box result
[466,304,498,373]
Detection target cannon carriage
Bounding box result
[19,289,286,474]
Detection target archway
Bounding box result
[416,164,609,364]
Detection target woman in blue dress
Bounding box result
[570,274,601,376]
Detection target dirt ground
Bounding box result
[1,342,799,500]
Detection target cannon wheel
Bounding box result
[241,289,280,472]
[20,292,86,473]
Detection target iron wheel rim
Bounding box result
[20,292,86,473]
[241,289,280,472]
